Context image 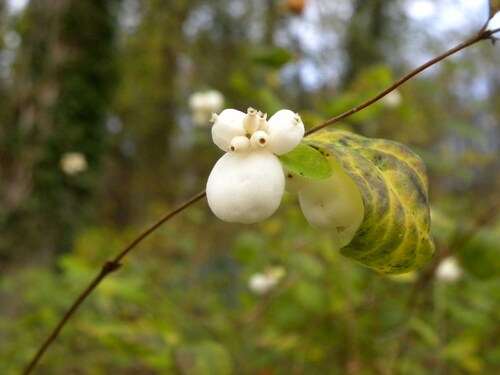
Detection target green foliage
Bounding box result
[175,342,232,375]
[278,143,332,180]
[458,227,500,280]
[1,206,499,374]
[431,209,500,281]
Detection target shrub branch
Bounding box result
[22,191,206,375]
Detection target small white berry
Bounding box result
[267,109,305,155]
[60,152,88,175]
[248,266,286,294]
[250,130,270,149]
[211,109,246,151]
[436,257,462,282]
[229,135,250,152]
[248,273,277,294]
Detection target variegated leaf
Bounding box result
[305,130,434,274]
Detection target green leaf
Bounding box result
[278,143,332,180]
[250,46,294,68]
[305,130,434,274]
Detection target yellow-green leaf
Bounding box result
[305,129,434,274]
[279,143,332,180]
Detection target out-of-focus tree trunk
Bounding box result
[0,0,116,269]
[342,0,401,85]
[107,0,194,224]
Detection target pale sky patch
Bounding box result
[7,0,28,13]
[407,0,437,20]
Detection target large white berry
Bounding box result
[297,157,364,247]
[206,151,285,223]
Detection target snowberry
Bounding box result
[229,136,250,152]
[381,90,402,109]
[207,107,304,223]
[248,266,286,295]
[211,109,246,151]
[435,256,462,283]
[267,110,305,155]
[206,151,285,223]
[250,130,270,149]
[289,156,364,247]
[188,90,224,127]
[60,152,88,175]
[248,273,278,295]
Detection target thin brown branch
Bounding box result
[304,28,499,137]
[22,190,207,375]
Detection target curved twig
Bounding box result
[305,28,499,136]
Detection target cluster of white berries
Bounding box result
[206,107,304,224]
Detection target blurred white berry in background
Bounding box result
[381,89,402,109]
[206,107,304,223]
[248,266,286,295]
[435,256,462,282]
[188,90,224,127]
[60,152,88,175]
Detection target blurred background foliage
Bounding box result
[0,0,499,374]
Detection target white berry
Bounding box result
[211,109,246,151]
[206,151,285,224]
[267,110,305,155]
[297,156,364,247]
